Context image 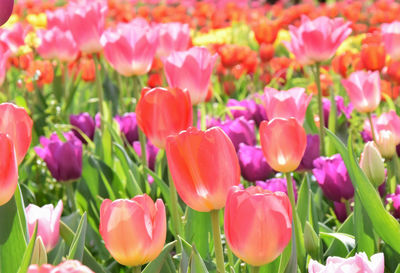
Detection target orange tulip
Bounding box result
[224,186,292,266]
[99,195,166,266]
[0,133,18,206]
[253,19,280,45]
[0,103,33,164]
[136,87,192,149]
[166,126,240,212]
[361,43,386,71]
[260,118,307,173]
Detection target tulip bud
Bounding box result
[304,221,320,260]
[377,130,397,159]
[360,142,385,187]
[31,237,47,266]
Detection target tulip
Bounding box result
[34,132,82,182]
[313,154,354,202]
[166,126,240,212]
[238,144,274,182]
[133,141,159,171]
[263,87,311,124]
[219,117,256,151]
[155,22,190,59]
[46,8,69,31]
[361,44,386,71]
[360,142,385,187]
[0,103,33,164]
[308,252,384,273]
[386,186,400,218]
[374,110,400,145]
[341,71,381,113]
[0,42,10,86]
[256,178,298,201]
[164,47,217,105]
[297,134,320,171]
[0,23,27,54]
[333,201,348,222]
[0,0,13,26]
[224,186,292,266]
[226,99,267,126]
[69,113,95,143]
[25,200,63,252]
[115,113,139,145]
[381,21,400,60]
[101,19,159,76]
[376,130,397,159]
[28,260,94,273]
[322,96,353,127]
[67,1,107,53]
[99,195,166,266]
[136,87,192,149]
[253,18,280,45]
[0,133,18,206]
[285,16,352,64]
[37,27,79,62]
[260,118,307,173]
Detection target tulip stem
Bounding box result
[250,266,260,273]
[193,105,198,128]
[200,103,207,130]
[313,62,326,156]
[138,130,147,168]
[65,183,76,212]
[131,266,141,273]
[167,169,182,251]
[367,112,377,143]
[93,54,104,131]
[210,209,225,273]
[285,172,305,269]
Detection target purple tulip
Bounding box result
[386,186,400,219]
[238,143,273,182]
[219,117,256,151]
[322,96,353,127]
[226,99,267,126]
[35,132,82,182]
[115,113,138,145]
[133,141,159,171]
[0,0,14,26]
[196,111,222,129]
[333,201,348,222]
[69,112,95,143]
[297,134,320,171]
[313,154,354,202]
[256,177,298,201]
[95,112,101,129]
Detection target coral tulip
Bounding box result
[155,22,190,59]
[164,47,217,105]
[26,200,63,252]
[263,87,311,124]
[0,103,33,164]
[136,87,192,149]
[0,133,18,206]
[37,27,79,62]
[0,0,13,26]
[99,195,166,266]
[224,186,292,266]
[166,127,240,212]
[382,21,400,60]
[341,71,381,113]
[260,118,307,173]
[361,44,386,71]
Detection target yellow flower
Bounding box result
[26,13,47,29]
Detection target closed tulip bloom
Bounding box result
[238,144,273,182]
[360,142,385,187]
[101,20,159,76]
[0,42,10,86]
[219,117,256,151]
[361,44,386,71]
[308,252,384,273]
[375,110,400,145]
[227,99,268,126]
[166,127,240,212]
[99,195,166,266]
[37,27,79,62]
[285,16,352,64]
[382,21,400,60]
[0,133,18,206]
[69,113,95,143]
[46,8,69,31]
[264,87,311,125]
[298,134,320,171]
[115,113,139,145]
[225,186,292,266]
[0,0,13,26]
[256,178,298,201]
[260,118,307,173]
[34,132,82,182]
[155,22,190,59]
[136,87,192,149]
[313,154,354,202]
[164,47,217,105]
[341,71,381,113]
[376,130,397,159]
[133,141,159,171]
[67,1,107,53]
[26,200,63,252]
[0,103,33,164]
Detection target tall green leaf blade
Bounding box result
[17,223,38,273]
[67,213,87,261]
[354,195,375,256]
[142,241,176,273]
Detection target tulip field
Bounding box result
[2,0,400,272]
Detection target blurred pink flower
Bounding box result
[382,21,400,60]
[37,27,78,62]
[155,22,190,59]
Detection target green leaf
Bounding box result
[296,175,309,229]
[324,213,354,258]
[190,245,210,273]
[185,209,211,259]
[326,130,400,254]
[320,232,355,252]
[283,227,297,273]
[354,194,376,256]
[17,223,38,273]
[142,241,176,273]
[67,213,87,261]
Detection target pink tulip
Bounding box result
[46,8,70,31]
[285,16,352,64]
[0,42,10,86]
[26,200,63,252]
[0,133,18,206]
[37,27,78,62]
[308,252,384,273]
[263,87,311,124]
[101,19,159,76]
[155,22,190,59]
[164,46,217,105]
[0,23,28,54]
[382,21,400,60]
[375,110,400,145]
[67,1,107,53]
[341,71,381,113]
[28,260,94,273]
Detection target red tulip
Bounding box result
[260,118,307,173]
[0,133,18,206]
[224,186,292,266]
[0,103,33,164]
[166,127,240,212]
[99,195,166,266]
[136,87,192,149]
